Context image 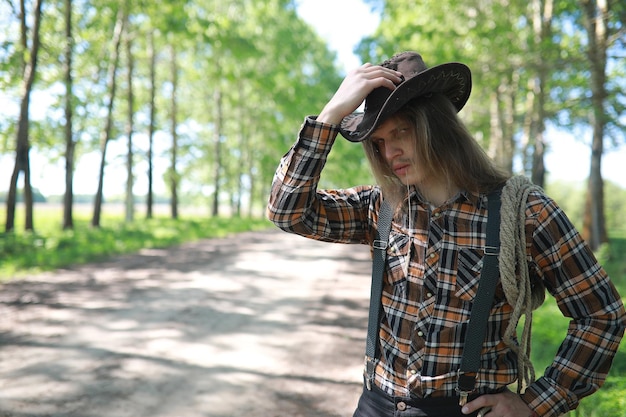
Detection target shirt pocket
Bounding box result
[385,229,410,297]
[455,248,484,301]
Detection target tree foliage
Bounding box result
[0,0,347,229]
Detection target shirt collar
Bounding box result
[407,187,480,208]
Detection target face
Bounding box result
[370,117,422,186]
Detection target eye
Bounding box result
[372,138,385,150]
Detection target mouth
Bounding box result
[392,163,411,177]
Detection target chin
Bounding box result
[397,174,420,186]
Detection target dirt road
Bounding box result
[0,230,373,417]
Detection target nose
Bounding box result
[383,140,402,162]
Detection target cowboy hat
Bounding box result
[339,51,472,142]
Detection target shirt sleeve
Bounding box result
[267,116,377,245]
[521,192,626,417]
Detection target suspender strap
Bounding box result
[364,199,393,390]
[456,189,502,400]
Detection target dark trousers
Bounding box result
[352,383,479,417]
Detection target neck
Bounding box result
[417,178,459,207]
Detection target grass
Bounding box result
[0,204,272,278]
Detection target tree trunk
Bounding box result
[212,89,223,217]
[146,31,156,219]
[581,0,609,249]
[92,5,126,227]
[5,0,43,232]
[235,83,246,217]
[125,29,135,223]
[527,0,553,188]
[169,43,179,220]
[62,0,75,230]
[502,80,516,175]
[487,90,510,173]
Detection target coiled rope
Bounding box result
[499,175,546,392]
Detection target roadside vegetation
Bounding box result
[0,204,271,279]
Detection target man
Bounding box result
[267,51,625,417]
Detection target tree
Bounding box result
[146,30,157,219]
[62,0,75,230]
[211,88,222,217]
[520,0,555,188]
[92,3,127,228]
[580,0,610,249]
[5,0,43,232]
[168,42,179,220]
[124,24,135,223]
[1,0,347,221]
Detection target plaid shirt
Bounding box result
[267,117,625,417]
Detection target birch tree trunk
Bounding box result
[125,29,135,223]
[522,0,553,188]
[146,31,157,219]
[62,0,75,230]
[5,0,43,232]
[169,43,179,220]
[92,5,127,227]
[581,0,609,249]
[212,89,223,217]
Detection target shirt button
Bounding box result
[433,212,440,218]
[417,331,424,337]
[410,369,417,375]
[397,401,407,411]
[426,292,433,298]
[429,253,435,259]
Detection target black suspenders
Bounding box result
[364,190,502,403]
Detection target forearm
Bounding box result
[267,117,373,243]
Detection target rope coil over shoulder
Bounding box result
[499,176,546,391]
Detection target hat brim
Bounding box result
[339,62,471,142]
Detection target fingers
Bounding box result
[461,391,534,417]
[477,407,492,417]
[317,64,403,125]
[353,63,403,90]
[462,394,491,414]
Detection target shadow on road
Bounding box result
[0,229,372,417]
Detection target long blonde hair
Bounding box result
[362,94,509,206]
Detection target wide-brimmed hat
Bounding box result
[339,52,472,142]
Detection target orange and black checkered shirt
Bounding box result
[267,117,625,417]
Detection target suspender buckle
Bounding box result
[373,239,388,250]
[458,391,470,407]
[456,369,477,406]
[364,356,376,390]
[484,245,499,256]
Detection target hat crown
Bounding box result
[364,52,427,113]
[382,52,428,80]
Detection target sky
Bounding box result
[1,0,624,198]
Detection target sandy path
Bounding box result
[0,229,372,417]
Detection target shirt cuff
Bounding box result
[295,116,340,153]
[522,377,575,417]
